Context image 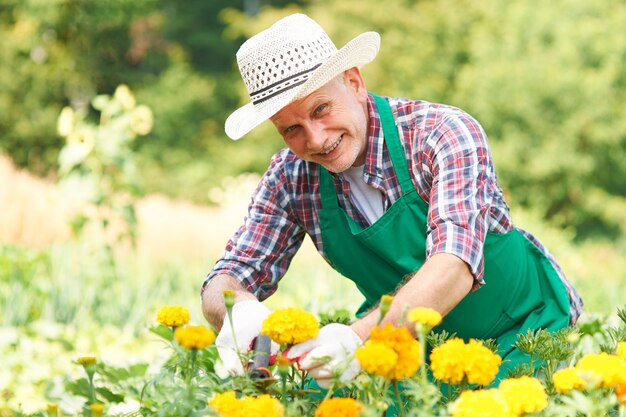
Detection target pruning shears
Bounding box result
[247,335,273,380]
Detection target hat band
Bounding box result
[250,63,322,105]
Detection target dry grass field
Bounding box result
[0,154,361,316]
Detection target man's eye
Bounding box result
[283,125,298,135]
[314,104,327,115]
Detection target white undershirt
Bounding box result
[340,165,384,225]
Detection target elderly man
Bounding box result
[201,13,583,389]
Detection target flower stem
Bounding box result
[418,329,427,385]
[393,381,405,417]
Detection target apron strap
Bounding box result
[371,93,415,196]
[319,164,339,208]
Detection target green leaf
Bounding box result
[64,378,91,398]
[95,386,125,403]
[149,324,174,341]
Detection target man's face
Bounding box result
[270,68,369,173]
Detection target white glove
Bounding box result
[215,300,278,375]
[285,323,362,389]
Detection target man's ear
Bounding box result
[343,67,368,101]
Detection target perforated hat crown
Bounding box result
[225,13,380,140]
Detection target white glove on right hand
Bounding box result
[284,323,362,389]
[215,300,278,375]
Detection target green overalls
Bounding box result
[317,94,571,383]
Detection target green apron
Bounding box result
[317,94,571,382]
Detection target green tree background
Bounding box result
[1,0,625,243]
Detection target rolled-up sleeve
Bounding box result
[202,156,306,300]
[423,111,494,287]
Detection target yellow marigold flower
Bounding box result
[430,338,468,384]
[451,389,513,417]
[552,367,586,393]
[175,325,216,350]
[407,307,442,327]
[90,403,104,416]
[46,403,59,416]
[262,307,319,345]
[77,356,97,365]
[209,391,240,416]
[369,323,421,380]
[499,376,548,416]
[463,339,501,386]
[240,395,284,417]
[356,341,398,377]
[430,338,501,386]
[156,305,190,327]
[576,352,626,388]
[209,392,283,417]
[617,341,626,361]
[315,398,363,417]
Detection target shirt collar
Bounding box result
[363,93,385,181]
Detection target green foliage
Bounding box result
[57,84,152,245]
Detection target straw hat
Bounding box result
[225,13,380,140]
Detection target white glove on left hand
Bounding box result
[215,300,279,376]
[284,323,362,389]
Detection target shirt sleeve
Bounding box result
[202,155,306,300]
[423,109,495,286]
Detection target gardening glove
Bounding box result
[215,300,279,376]
[285,323,362,389]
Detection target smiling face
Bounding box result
[270,68,370,173]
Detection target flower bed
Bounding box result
[17,302,626,417]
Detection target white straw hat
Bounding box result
[225,13,380,140]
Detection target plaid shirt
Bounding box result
[204,94,583,324]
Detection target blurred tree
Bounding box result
[0,0,305,181]
[1,0,624,242]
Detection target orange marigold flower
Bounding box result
[356,341,398,377]
[369,323,421,380]
[576,352,626,388]
[552,367,586,393]
[262,307,319,345]
[315,398,363,417]
[156,305,190,327]
[498,376,548,416]
[175,325,215,350]
[617,383,626,406]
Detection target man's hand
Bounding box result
[284,323,362,389]
[215,300,278,375]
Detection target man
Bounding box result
[201,13,583,389]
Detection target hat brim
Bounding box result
[225,31,380,140]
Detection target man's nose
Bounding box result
[303,122,326,150]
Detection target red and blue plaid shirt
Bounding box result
[204,94,583,324]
